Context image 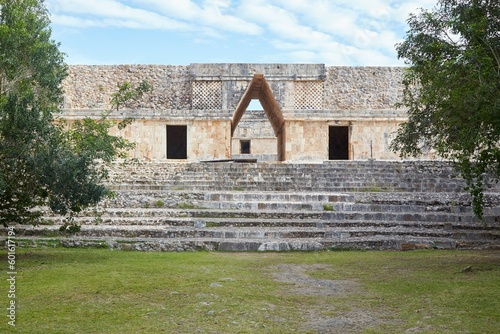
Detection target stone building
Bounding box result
[61,63,429,162]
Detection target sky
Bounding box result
[45,0,438,66]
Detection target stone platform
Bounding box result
[3,161,500,251]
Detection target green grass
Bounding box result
[176,202,205,209]
[0,249,498,333]
[153,200,164,208]
[322,203,335,211]
[359,186,392,192]
[307,250,500,333]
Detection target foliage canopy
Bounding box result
[0,0,150,226]
[392,0,500,219]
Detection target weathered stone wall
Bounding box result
[62,64,405,115]
[189,120,231,161]
[323,66,405,112]
[109,120,168,161]
[231,138,278,161]
[285,121,329,161]
[107,119,231,161]
[350,120,404,160]
[63,65,191,111]
[60,64,413,162]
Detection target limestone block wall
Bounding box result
[60,64,421,162]
[323,66,405,112]
[283,120,425,161]
[108,120,230,161]
[285,121,329,161]
[101,116,386,162]
[63,65,191,111]
[232,111,276,138]
[110,120,167,161]
[189,120,231,161]
[350,121,402,160]
[231,138,278,161]
[62,64,405,115]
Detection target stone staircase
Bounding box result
[5,161,500,251]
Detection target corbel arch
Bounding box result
[231,74,286,161]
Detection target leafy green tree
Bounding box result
[392,0,500,220]
[0,0,150,226]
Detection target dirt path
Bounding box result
[270,264,393,333]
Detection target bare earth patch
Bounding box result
[270,264,396,333]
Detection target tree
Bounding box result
[392,0,500,220]
[0,0,150,226]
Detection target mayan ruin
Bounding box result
[9,63,498,251]
[61,63,417,162]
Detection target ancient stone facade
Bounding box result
[61,63,429,162]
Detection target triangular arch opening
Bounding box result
[247,99,264,110]
[231,74,286,161]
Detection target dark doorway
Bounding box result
[329,126,349,160]
[167,125,187,159]
[240,140,251,154]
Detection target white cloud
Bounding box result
[48,0,190,30]
[236,0,405,65]
[46,0,438,66]
[50,14,105,29]
[295,1,436,64]
[136,0,262,35]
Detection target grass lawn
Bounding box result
[0,248,499,333]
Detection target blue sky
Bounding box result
[46,0,438,66]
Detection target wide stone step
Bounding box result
[202,192,353,203]
[43,206,492,224]
[119,199,471,213]
[198,201,475,214]
[74,208,327,220]
[8,235,470,251]
[99,190,498,211]
[452,229,500,240]
[11,224,499,242]
[71,207,481,223]
[8,225,447,238]
[105,189,496,204]
[100,190,355,209]
[122,179,456,189]
[110,181,466,192]
[168,174,451,181]
[171,173,460,181]
[202,201,325,211]
[41,216,500,234]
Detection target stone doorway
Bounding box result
[166,125,187,159]
[329,126,349,160]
